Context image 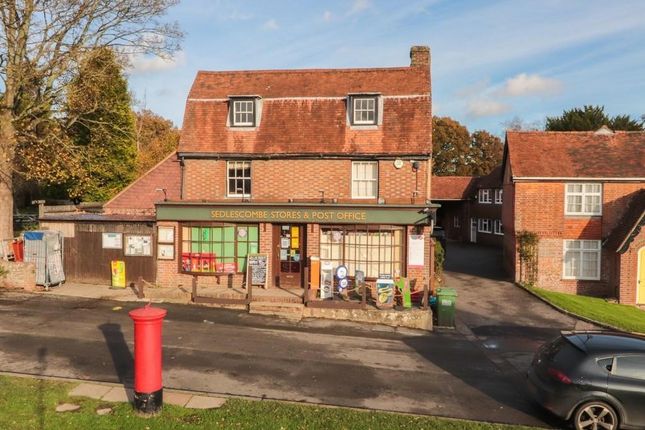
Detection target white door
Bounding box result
[470,218,477,243]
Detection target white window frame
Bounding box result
[351,96,377,125]
[227,161,252,197]
[479,189,492,204]
[351,161,378,199]
[494,219,503,235]
[231,99,255,127]
[494,189,503,204]
[565,183,602,216]
[477,218,492,233]
[562,240,601,280]
[453,216,460,228]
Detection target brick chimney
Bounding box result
[410,45,430,68]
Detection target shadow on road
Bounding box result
[402,332,562,428]
[98,323,134,401]
[444,242,508,281]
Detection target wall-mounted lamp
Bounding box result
[155,188,168,202]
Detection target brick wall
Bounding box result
[618,231,644,304]
[507,180,643,299]
[0,261,36,291]
[183,158,429,204]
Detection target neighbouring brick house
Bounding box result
[502,128,645,304]
[432,166,504,247]
[92,46,436,292]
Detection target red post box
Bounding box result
[129,304,167,414]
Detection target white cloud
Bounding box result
[262,18,279,30]
[498,73,563,97]
[127,51,186,75]
[323,10,333,22]
[348,0,371,15]
[466,99,510,118]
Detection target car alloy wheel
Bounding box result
[574,401,618,430]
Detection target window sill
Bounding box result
[348,124,379,130]
[561,277,602,282]
[228,126,258,131]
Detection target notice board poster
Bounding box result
[407,234,425,268]
[102,232,122,249]
[125,235,152,256]
[247,253,268,287]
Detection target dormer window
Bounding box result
[350,95,378,125]
[230,97,256,127]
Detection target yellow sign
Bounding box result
[110,260,126,289]
[211,209,367,222]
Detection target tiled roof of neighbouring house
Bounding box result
[604,189,645,253]
[505,130,645,178]
[103,152,181,212]
[179,49,431,156]
[431,176,477,200]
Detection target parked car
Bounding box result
[431,226,447,254]
[527,331,645,430]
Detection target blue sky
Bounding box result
[127,0,645,136]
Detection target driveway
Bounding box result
[444,241,596,376]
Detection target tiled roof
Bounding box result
[604,189,645,253]
[39,213,155,222]
[179,55,431,156]
[475,166,503,188]
[506,131,645,178]
[431,176,476,200]
[104,152,181,212]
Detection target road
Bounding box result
[0,290,556,427]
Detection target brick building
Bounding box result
[502,128,645,304]
[104,46,436,292]
[432,166,504,247]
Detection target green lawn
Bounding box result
[0,375,537,430]
[525,285,645,334]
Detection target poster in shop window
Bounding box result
[125,235,152,256]
[407,235,425,268]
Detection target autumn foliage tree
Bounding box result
[135,109,180,175]
[0,0,182,239]
[66,48,138,201]
[432,116,503,176]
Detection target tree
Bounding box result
[432,116,503,176]
[66,48,137,201]
[135,109,180,175]
[468,131,503,176]
[0,0,182,240]
[545,105,644,131]
[502,116,543,131]
[432,116,470,176]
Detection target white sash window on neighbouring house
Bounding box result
[565,183,601,215]
[563,240,601,280]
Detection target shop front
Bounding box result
[155,202,435,291]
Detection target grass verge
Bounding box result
[524,285,645,334]
[0,375,537,430]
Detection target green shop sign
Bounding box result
[157,204,431,225]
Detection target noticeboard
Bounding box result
[246,253,268,287]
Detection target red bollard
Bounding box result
[129,304,167,414]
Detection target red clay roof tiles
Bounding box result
[180,64,431,156]
[431,176,476,200]
[506,131,645,178]
[104,152,181,211]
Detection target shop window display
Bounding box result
[320,226,403,279]
[181,224,259,274]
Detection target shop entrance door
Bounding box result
[274,224,305,288]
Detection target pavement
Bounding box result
[0,242,598,428]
